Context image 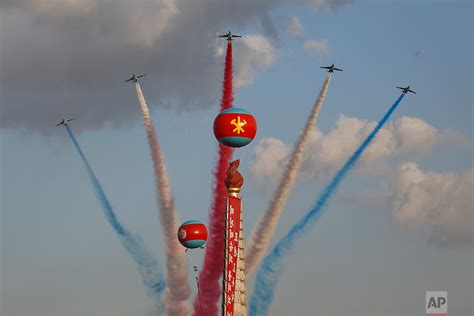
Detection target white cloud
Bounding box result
[12,0,98,16]
[304,39,329,57]
[125,0,179,47]
[234,35,277,88]
[250,113,472,247]
[287,16,304,38]
[390,163,473,247]
[249,137,290,181]
[251,115,467,181]
[305,0,352,11]
[303,115,446,178]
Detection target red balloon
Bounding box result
[178,220,208,249]
[213,108,257,148]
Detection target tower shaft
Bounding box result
[233,210,247,315]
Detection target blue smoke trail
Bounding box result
[65,126,166,309]
[249,93,406,315]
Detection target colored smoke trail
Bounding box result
[246,74,332,275]
[193,41,234,316]
[65,126,165,314]
[135,83,190,316]
[249,93,407,315]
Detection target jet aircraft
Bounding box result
[125,74,145,83]
[320,64,343,73]
[218,31,242,41]
[397,86,416,94]
[56,118,75,127]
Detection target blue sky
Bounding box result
[1,1,472,315]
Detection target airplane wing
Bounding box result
[67,118,75,122]
[409,90,416,94]
[56,123,62,126]
[218,35,227,37]
[232,35,242,38]
[396,86,404,90]
[334,68,343,71]
[137,75,145,78]
[125,78,133,82]
[320,66,329,69]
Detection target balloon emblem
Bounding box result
[213,107,257,148]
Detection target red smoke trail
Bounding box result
[220,42,234,111]
[192,41,234,316]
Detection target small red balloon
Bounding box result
[177,220,208,249]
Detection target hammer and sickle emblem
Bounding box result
[230,116,247,134]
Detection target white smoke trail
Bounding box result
[245,74,332,275]
[135,83,191,316]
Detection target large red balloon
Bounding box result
[213,108,257,148]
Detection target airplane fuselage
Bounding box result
[219,31,241,41]
[321,64,342,73]
[397,86,416,94]
[125,74,144,83]
[57,117,74,127]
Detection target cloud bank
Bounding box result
[250,115,472,247]
[250,115,467,180]
[390,163,473,247]
[0,0,350,133]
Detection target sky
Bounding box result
[1,0,473,315]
